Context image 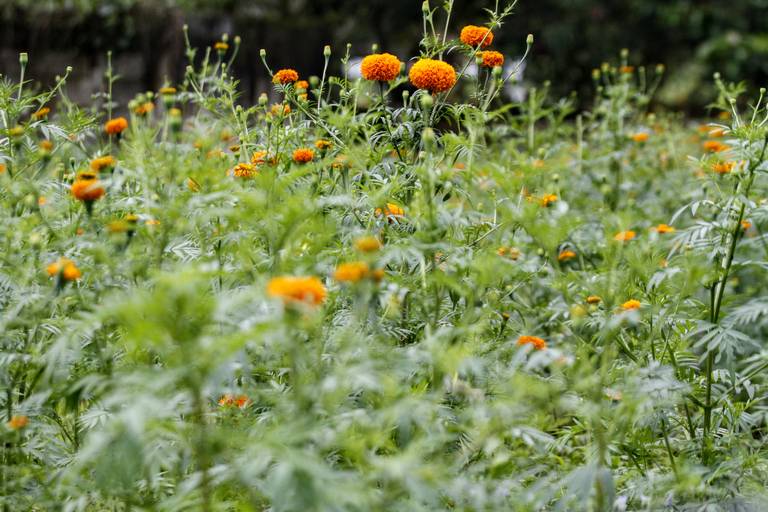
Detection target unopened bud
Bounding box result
[526,34,534,45]
[422,1,429,13]
[260,49,267,58]
[19,52,28,65]
[420,93,433,109]
[258,93,268,106]
[324,45,331,58]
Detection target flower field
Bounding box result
[2,2,768,510]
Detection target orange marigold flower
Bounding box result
[708,127,727,138]
[0,163,6,174]
[409,59,456,93]
[558,250,577,261]
[742,220,752,231]
[374,203,404,218]
[614,230,636,242]
[71,176,105,202]
[631,132,649,143]
[104,117,128,135]
[7,415,28,430]
[653,223,676,234]
[46,257,82,281]
[267,276,327,306]
[333,261,370,283]
[40,140,53,151]
[90,155,116,172]
[517,335,547,351]
[219,394,249,408]
[478,50,504,68]
[32,107,50,120]
[314,139,332,151]
[296,80,309,90]
[273,69,299,85]
[361,53,402,82]
[586,295,602,304]
[354,236,382,253]
[703,140,729,153]
[540,193,558,207]
[619,65,635,74]
[460,25,494,47]
[621,299,642,311]
[231,162,257,178]
[712,161,734,174]
[292,148,315,164]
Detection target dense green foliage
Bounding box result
[2,2,768,510]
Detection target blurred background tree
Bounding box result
[1,0,766,111]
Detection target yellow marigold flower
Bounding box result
[90,155,116,172]
[712,161,734,174]
[134,102,154,116]
[613,230,636,242]
[270,104,291,116]
[621,299,641,311]
[631,132,649,143]
[251,150,269,165]
[314,139,332,151]
[46,257,82,281]
[214,41,229,52]
[703,140,729,153]
[478,50,504,68]
[460,25,494,47]
[292,148,315,164]
[187,178,201,192]
[231,162,257,178]
[71,176,105,202]
[40,140,53,151]
[539,193,558,207]
[273,69,299,85]
[159,87,177,95]
[653,223,675,234]
[267,276,327,306]
[409,59,456,93]
[38,196,46,206]
[517,335,547,351]
[361,53,402,82]
[558,250,577,261]
[586,295,602,304]
[370,268,385,282]
[7,415,28,430]
[104,117,128,135]
[333,261,370,283]
[32,107,50,120]
[354,236,382,253]
[374,203,404,218]
[332,155,349,170]
[146,219,161,226]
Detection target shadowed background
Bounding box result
[1,0,767,110]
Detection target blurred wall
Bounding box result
[1,0,767,111]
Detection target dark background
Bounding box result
[1,0,767,110]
